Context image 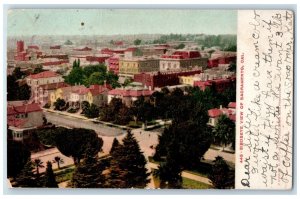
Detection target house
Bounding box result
[207,103,236,127]
[50,85,86,106]
[7,102,44,141]
[86,84,112,107]
[34,82,69,106]
[108,87,154,107]
[26,71,64,88]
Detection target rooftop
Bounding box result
[27,71,61,79]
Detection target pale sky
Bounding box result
[8,9,237,36]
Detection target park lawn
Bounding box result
[55,167,75,183]
[152,169,211,189]
[182,177,212,189]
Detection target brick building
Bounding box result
[133,69,202,90]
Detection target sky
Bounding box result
[7,9,237,36]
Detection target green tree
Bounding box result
[14,161,40,187]
[12,67,25,79]
[33,158,44,176]
[106,71,120,88]
[107,130,150,188]
[70,149,105,188]
[84,72,105,87]
[85,103,100,118]
[99,98,123,122]
[227,62,236,72]
[7,140,31,178]
[81,101,90,115]
[64,40,73,45]
[53,98,66,111]
[72,59,80,68]
[55,128,103,165]
[64,67,84,85]
[134,39,142,45]
[114,105,131,125]
[17,84,31,100]
[44,161,58,188]
[175,43,185,49]
[208,156,234,189]
[214,114,235,151]
[109,138,120,154]
[33,65,45,74]
[154,139,182,189]
[53,156,64,169]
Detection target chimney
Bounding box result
[220,105,223,109]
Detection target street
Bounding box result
[44,110,126,137]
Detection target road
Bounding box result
[44,111,126,137]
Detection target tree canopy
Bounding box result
[214,114,235,150]
[64,64,120,88]
[107,130,150,188]
[134,39,142,45]
[7,140,31,178]
[7,67,31,101]
[43,161,58,188]
[70,149,105,188]
[208,156,235,189]
[14,161,40,187]
[55,128,103,165]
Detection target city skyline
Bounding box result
[8,9,237,36]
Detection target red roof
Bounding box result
[7,103,42,115]
[208,109,223,118]
[27,71,60,79]
[38,82,69,90]
[228,102,236,109]
[229,114,236,121]
[89,84,112,96]
[108,89,153,97]
[8,118,28,128]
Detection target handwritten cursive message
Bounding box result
[236,10,293,189]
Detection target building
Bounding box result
[108,87,154,107]
[208,56,236,68]
[50,85,86,106]
[194,76,236,93]
[34,82,69,106]
[119,56,160,76]
[26,71,64,88]
[207,103,236,127]
[7,102,44,141]
[67,84,112,108]
[106,55,120,74]
[133,69,202,90]
[159,50,207,72]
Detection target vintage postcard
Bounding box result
[5,9,294,190]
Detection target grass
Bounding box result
[151,169,211,189]
[182,177,212,189]
[55,167,75,183]
[148,156,210,178]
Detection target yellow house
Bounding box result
[50,85,86,105]
[86,85,109,107]
[179,75,195,86]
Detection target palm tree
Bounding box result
[53,156,64,169]
[33,158,44,176]
[214,114,235,151]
